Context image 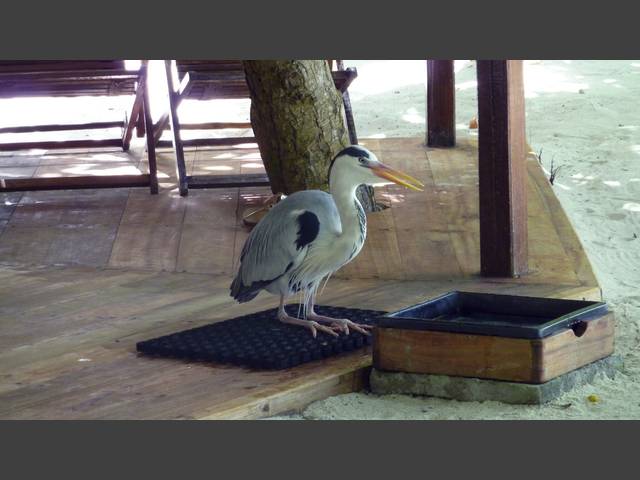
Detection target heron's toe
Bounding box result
[345,319,372,336]
[329,318,372,336]
[310,321,339,338]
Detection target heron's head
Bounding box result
[329,145,424,192]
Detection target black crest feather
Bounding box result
[328,145,370,179]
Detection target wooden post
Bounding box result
[164,60,189,196]
[426,60,455,147]
[0,121,124,134]
[342,89,358,145]
[135,104,146,138]
[142,63,159,195]
[152,73,192,145]
[336,60,358,145]
[476,60,528,277]
[122,62,147,151]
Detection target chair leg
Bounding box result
[342,90,358,145]
[142,68,159,195]
[122,71,146,152]
[136,108,146,138]
[164,60,189,196]
[334,60,358,145]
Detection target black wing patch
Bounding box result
[295,211,320,250]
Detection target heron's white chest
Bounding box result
[273,193,368,296]
[345,199,367,264]
[325,199,367,269]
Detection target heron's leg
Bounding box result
[277,295,338,338]
[305,292,372,336]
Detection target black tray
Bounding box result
[376,291,607,339]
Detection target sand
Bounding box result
[270,60,640,420]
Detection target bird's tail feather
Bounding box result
[230,275,260,303]
[230,274,266,303]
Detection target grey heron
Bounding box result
[230,145,424,337]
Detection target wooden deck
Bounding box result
[0,137,600,419]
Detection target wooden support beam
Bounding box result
[186,71,247,83]
[0,60,131,74]
[187,173,270,189]
[153,115,168,144]
[164,60,189,196]
[156,137,256,149]
[122,95,142,152]
[160,122,253,130]
[0,139,123,151]
[342,89,358,145]
[135,105,145,138]
[0,71,138,80]
[141,66,159,195]
[152,72,192,144]
[426,60,455,147]
[334,62,359,145]
[332,68,358,93]
[0,121,125,135]
[0,79,138,98]
[122,63,147,151]
[476,60,528,277]
[0,174,151,192]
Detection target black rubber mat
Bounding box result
[136,305,386,370]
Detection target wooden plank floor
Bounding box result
[0,265,598,420]
[0,137,601,419]
[337,137,599,290]
[0,138,598,289]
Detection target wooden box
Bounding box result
[373,292,615,384]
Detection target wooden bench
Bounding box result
[157,60,359,196]
[0,60,158,194]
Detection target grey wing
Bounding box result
[230,192,324,302]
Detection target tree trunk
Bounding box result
[243,60,377,211]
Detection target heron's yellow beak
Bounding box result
[371,163,424,191]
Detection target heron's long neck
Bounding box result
[330,177,363,238]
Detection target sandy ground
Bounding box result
[270,60,640,420]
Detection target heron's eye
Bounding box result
[358,157,366,165]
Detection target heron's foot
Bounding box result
[277,312,339,338]
[307,313,373,336]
